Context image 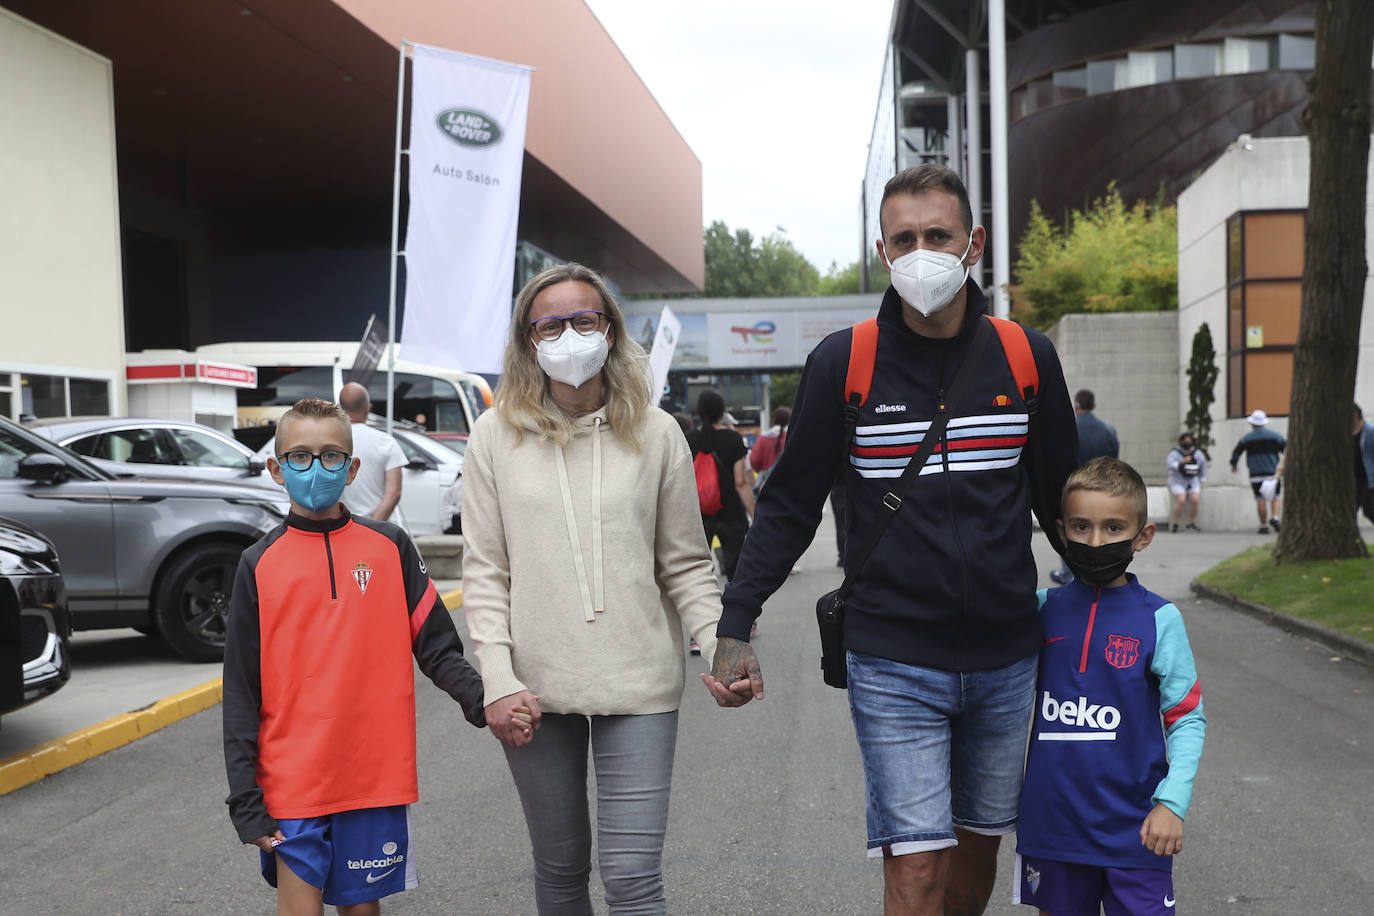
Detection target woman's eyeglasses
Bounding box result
[529,310,606,342]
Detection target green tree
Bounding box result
[818,257,889,295]
[1011,187,1178,331]
[1274,0,1374,562]
[769,372,800,410]
[1185,323,1219,455]
[704,221,819,297]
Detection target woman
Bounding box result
[1166,431,1207,532]
[462,263,737,915]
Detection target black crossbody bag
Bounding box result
[816,318,993,688]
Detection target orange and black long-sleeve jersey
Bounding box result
[222,508,485,844]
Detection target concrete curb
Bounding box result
[1190,581,1374,669]
[0,678,223,796]
[0,587,467,797]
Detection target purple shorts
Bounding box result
[1014,854,1177,915]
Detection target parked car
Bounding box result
[0,416,289,661]
[27,417,275,491]
[425,431,469,458]
[391,428,463,537]
[0,515,71,721]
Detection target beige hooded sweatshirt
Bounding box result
[462,404,723,715]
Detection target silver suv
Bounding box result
[0,416,289,661]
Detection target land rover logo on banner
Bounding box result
[437,109,502,147]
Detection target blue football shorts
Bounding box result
[259,804,416,906]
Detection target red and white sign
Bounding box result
[126,360,257,388]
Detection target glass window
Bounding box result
[102,428,173,464]
[21,374,65,419]
[1223,37,1273,75]
[69,378,109,416]
[1053,68,1087,91]
[1277,34,1315,70]
[0,392,10,420]
[1175,43,1222,79]
[0,428,33,478]
[67,435,101,457]
[1126,50,1173,88]
[1086,59,1121,95]
[173,429,249,469]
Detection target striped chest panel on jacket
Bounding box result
[850,411,1030,478]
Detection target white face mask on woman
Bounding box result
[536,328,609,388]
[883,233,973,318]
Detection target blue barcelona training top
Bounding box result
[1017,576,1206,872]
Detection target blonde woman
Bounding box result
[462,263,750,915]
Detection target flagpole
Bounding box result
[385,39,409,434]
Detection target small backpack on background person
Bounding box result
[694,432,723,516]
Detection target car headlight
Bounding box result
[0,552,58,577]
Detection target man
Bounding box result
[338,382,405,523]
[1050,389,1119,583]
[704,165,1078,915]
[1355,403,1374,526]
[1229,409,1285,534]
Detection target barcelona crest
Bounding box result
[1105,634,1140,669]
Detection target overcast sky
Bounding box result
[584,0,895,275]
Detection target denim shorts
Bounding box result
[846,650,1037,858]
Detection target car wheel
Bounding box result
[154,543,242,662]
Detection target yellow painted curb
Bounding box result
[0,678,223,796]
[441,587,463,608]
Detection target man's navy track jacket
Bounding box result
[718,283,1079,672]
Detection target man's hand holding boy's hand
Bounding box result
[250,829,286,853]
[486,691,541,746]
[1140,803,1183,856]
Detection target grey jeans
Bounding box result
[502,710,679,915]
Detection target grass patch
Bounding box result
[1195,544,1374,645]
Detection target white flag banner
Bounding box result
[646,306,682,406]
[401,44,531,374]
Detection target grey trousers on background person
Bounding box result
[502,710,679,915]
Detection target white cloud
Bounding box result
[586,0,894,274]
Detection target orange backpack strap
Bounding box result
[986,316,1039,415]
[844,318,880,425]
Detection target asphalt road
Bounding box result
[1,512,1371,914]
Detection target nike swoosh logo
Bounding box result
[366,867,398,884]
[1164,896,1176,908]
[1045,636,1068,643]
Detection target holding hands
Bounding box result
[487,690,541,746]
[700,636,764,707]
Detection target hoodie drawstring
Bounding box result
[554,419,604,622]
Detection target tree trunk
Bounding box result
[1275,0,1374,561]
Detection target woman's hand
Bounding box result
[486,691,541,746]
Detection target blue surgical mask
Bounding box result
[279,461,349,513]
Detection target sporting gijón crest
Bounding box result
[1104,634,1140,669]
[351,562,373,596]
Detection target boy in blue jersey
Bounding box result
[1016,457,1206,915]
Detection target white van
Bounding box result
[194,341,491,439]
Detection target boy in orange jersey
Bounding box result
[222,398,521,915]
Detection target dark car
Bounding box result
[0,416,289,662]
[0,515,71,721]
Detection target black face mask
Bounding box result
[1180,441,1194,451]
[1063,536,1137,588]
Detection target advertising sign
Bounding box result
[400,45,532,374]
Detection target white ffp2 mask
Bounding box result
[536,328,609,388]
[883,234,973,317]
